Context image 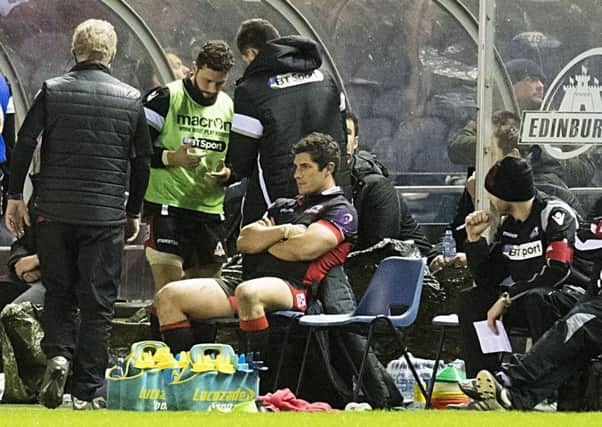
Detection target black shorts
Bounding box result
[215,277,308,314]
[143,202,228,269]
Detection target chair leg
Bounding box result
[425,326,446,409]
[272,316,297,390]
[402,350,427,401]
[295,327,314,395]
[353,322,376,402]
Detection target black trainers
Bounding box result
[475,370,512,410]
[458,378,481,400]
[72,396,106,410]
[39,356,70,409]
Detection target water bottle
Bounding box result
[442,229,456,262]
[387,358,414,402]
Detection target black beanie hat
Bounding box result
[505,59,546,84]
[485,157,535,202]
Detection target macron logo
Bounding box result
[552,212,566,226]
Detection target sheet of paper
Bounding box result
[473,320,512,354]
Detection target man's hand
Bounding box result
[5,199,30,238]
[168,143,206,169]
[204,160,231,185]
[465,210,492,242]
[487,297,507,335]
[429,252,467,274]
[15,254,40,279]
[125,216,140,243]
[22,269,41,283]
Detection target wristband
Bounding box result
[161,150,170,166]
[500,291,512,308]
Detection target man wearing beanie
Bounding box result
[457,157,590,378]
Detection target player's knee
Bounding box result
[235,282,260,308]
[155,281,184,313]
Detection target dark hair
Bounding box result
[293,132,341,173]
[345,111,359,137]
[195,40,234,73]
[236,18,280,54]
[492,110,520,155]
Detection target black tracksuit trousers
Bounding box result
[504,294,602,409]
[458,284,581,377]
[36,220,123,401]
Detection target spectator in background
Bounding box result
[447,110,584,257]
[458,157,589,378]
[142,41,234,339]
[4,19,152,410]
[448,59,594,189]
[156,133,357,357]
[346,111,436,259]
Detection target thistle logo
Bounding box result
[520,48,602,150]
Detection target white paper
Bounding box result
[473,320,512,354]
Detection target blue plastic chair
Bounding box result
[295,256,427,402]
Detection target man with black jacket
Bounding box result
[4,19,152,410]
[227,18,350,234]
[345,112,436,258]
[458,157,589,378]
[460,213,602,411]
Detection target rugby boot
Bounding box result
[72,396,106,410]
[475,370,512,410]
[39,356,70,409]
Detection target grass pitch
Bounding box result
[2,406,602,427]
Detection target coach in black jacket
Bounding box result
[227,18,350,230]
[5,19,152,410]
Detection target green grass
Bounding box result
[2,406,602,427]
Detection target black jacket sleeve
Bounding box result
[9,88,45,196]
[126,102,152,216]
[355,174,401,249]
[142,86,170,168]
[465,236,509,289]
[227,85,260,178]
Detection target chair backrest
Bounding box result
[354,256,426,323]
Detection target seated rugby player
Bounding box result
[155,132,357,355]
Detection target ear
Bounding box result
[325,162,335,174]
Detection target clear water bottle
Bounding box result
[442,229,456,262]
[387,358,415,402]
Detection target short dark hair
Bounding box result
[293,132,341,173]
[236,18,280,54]
[195,40,234,73]
[492,110,520,156]
[345,111,359,137]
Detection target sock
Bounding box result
[238,329,270,356]
[150,305,161,341]
[160,320,194,354]
[239,315,269,332]
[190,320,218,343]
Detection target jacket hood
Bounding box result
[244,35,322,76]
[351,150,389,180]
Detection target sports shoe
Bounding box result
[39,356,70,409]
[458,378,481,400]
[448,398,507,411]
[475,370,512,410]
[72,396,106,410]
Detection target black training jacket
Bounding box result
[227,36,349,225]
